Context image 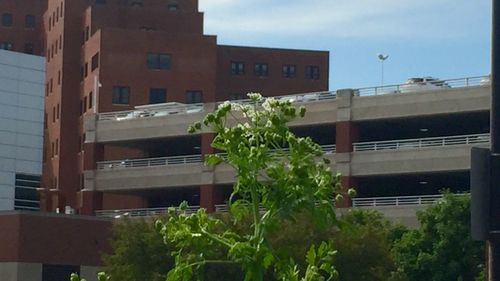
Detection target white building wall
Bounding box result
[0,50,45,211]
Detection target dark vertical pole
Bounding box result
[493,0,500,154]
[491,1,500,279]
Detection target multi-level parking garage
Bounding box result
[82,75,490,223]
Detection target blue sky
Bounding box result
[199,0,491,90]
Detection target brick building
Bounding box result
[0,0,46,55]
[36,0,329,214]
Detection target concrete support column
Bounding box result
[50,189,66,212]
[81,137,104,215]
[200,133,219,212]
[37,188,52,212]
[335,89,357,207]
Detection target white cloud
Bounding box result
[199,0,488,41]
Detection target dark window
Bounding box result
[14,173,40,211]
[60,2,64,17]
[2,13,12,27]
[88,92,93,109]
[131,0,144,7]
[56,104,60,119]
[305,65,320,80]
[85,26,90,41]
[59,35,62,49]
[25,15,35,28]
[147,53,171,70]
[149,88,166,104]
[112,86,130,104]
[52,106,56,122]
[84,63,88,78]
[24,43,34,54]
[58,70,61,85]
[95,0,106,4]
[168,4,179,11]
[48,17,51,31]
[231,61,244,75]
[83,96,87,113]
[91,53,99,71]
[0,42,12,50]
[50,79,53,93]
[229,93,245,100]
[254,63,268,77]
[42,264,79,281]
[185,90,202,104]
[282,64,296,78]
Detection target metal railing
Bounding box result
[95,206,200,218]
[229,91,337,105]
[97,155,203,170]
[353,133,490,152]
[98,103,204,121]
[352,194,443,207]
[97,144,336,170]
[356,75,488,96]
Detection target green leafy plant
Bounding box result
[157,93,349,281]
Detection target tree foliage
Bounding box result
[101,217,174,281]
[157,93,346,281]
[391,192,484,281]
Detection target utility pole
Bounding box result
[490,0,500,278]
[472,1,500,279]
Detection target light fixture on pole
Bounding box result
[377,53,389,88]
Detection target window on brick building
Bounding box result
[48,17,51,31]
[147,53,171,70]
[25,15,35,28]
[254,63,268,77]
[131,0,144,7]
[282,64,296,78]
[185,90,203,104]
[168,4,179,11]
[55,139,59,156]
[229,93,245,100]
[56,104,60,120]
[231,61,244,75]
[59,35,62,49]
[305,65,320,80]
[52,106,56,122]
[60,2,64,17]
[112,86,130,104]
[56,8,59,22]
[149,88,166,104]
[83,96,87,113]
[58,70,61,85]
[50,79,53,93]
[2,13,13,27]
[84,63,88,78]
[0,42,12,50]
[91,53,99,71]
[88,92,93,109]
[24,43,34,54]
[85,26,90,41]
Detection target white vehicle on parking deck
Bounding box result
[399,77,451,93]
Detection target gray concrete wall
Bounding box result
[0,262,42,281]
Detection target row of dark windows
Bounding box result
[230,61,321,80]
[0,42,35,54]
[112,87,202,105]
[47,34,63,62]
[95,0,180,11]
[48,2,64,31]
[80,53,100,80]
[2,14,35,28]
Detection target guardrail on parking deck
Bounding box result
[98,103,204,121]
[95,206,201,218]
[228,91,337,105]
[353,133,490,152]
[356,75,488,96]
[96,144,336,170]
[97,154,203,170]
[352,194,443,207]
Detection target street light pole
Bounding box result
[378,53,389,88]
